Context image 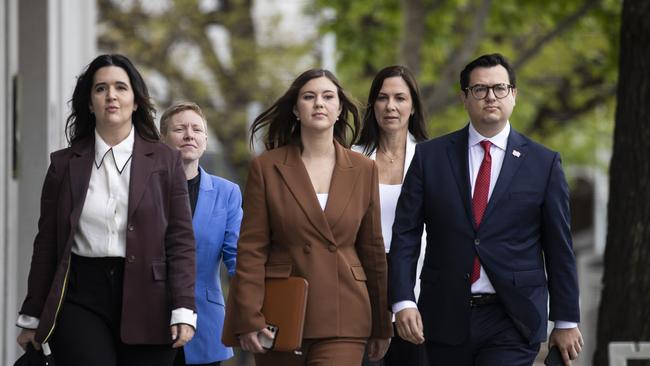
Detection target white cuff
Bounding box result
[392,300,418,314]
[554,321,578,329]
[170,307,197,329]
[16,314,39,329]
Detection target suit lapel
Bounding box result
[128,133,156,219]
[324,142,360,231]
[482,129,528,224]
[68,137,94,229]
[275,144,336,245]
[447,127,475,227]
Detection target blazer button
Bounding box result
[127,255,136,263]
[474,239,480,245]
[328,244,337,252]
[465,273,470,280]
[303,245,312,254]
[128,225,135,232]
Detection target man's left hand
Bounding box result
[171,323,195,348]
[549,327,583,366]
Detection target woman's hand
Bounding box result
[17,329,40,351]
[239,328,274,354]
[367,337,391,361]
[171,324,195,348]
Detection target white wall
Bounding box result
[3,1,96,364]
[1,0,20,363]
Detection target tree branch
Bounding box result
[422,0,493,116]
[513,0,601,70]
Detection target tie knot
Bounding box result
[480,140,491,152]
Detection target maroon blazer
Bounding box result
[19,131,196,345]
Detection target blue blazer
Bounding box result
[388,126,580,345]
[184,167,242,364]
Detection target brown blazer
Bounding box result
[19,131,196,345]
[224,142,392,340]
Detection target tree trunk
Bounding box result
[593,0,650,365]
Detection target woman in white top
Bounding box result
[353,65,429,366]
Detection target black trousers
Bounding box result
[50,254,177,366]
[174,347,221,366]
[424,302,539,366]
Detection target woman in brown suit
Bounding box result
[224,69,392,365]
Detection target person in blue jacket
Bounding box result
[162,101,242,366]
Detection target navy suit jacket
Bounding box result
[388,125,580,345]
[183,166,242,364]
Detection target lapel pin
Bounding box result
[512,150,521,157]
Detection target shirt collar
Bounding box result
[468,121,510,151]
[94,127,135,173]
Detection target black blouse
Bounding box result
[187,170,201,216]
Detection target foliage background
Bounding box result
[98,0,620,185]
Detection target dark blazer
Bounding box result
[19,131,196,345]
[183,166,241,364]
[224,142,392,340]
[389,126,580,345]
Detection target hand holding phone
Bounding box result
[545,345,563,366]
[257,324,278,350]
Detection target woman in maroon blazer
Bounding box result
[223,69,392,365]
[16,54,196,366]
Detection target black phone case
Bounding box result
[544,346,563,366]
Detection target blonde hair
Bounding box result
[160,101,207,135]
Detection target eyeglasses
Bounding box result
[464,83,514,100]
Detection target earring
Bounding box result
[296,116,300,121]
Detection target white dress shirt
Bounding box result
[73,128,134,257]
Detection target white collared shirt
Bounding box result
[73,128,134,257]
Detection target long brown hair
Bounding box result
[356,65,428,155]
[250,69,360,151]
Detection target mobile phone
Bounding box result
[544,345,563,366]
[258,324,278,350]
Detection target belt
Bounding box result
[470,293,499,307]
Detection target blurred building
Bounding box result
[0,1,96,364]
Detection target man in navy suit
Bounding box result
[388,53,583,365]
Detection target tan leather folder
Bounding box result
[223,277,309,352]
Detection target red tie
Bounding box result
[470,140,491,284]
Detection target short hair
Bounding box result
[250,69,360,150]
[65,54,158,145]
[355,65,428,155]
[160,101,207,136]
[460,53,517,94]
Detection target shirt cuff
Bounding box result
[17,315,40,329]
[170,307,197,329]
[554,321,578,329]
[392,300,418,314]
